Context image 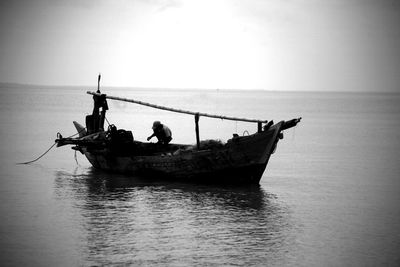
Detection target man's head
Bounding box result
[152,121,162,130]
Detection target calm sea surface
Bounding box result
[0,85,399,266]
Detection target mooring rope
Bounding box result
[17,142,57,165]
[17,128,87,165]
[74,150,80,166]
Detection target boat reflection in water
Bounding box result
[54,168,294,266]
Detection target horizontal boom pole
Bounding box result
[87,91,268,123]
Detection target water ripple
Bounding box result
[53,168,293,266]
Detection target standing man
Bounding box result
[147,121,172,144]
[92,74,108,131]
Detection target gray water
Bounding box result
[0,85,399,266]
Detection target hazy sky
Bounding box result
[0,0,399,92]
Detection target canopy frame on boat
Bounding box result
[87,91,269,149]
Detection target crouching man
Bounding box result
[147,121,172,145]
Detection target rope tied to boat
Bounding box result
[17,142,57,165]
[74,150,80,166]
[16,128,86,165]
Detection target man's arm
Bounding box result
[147,133,155,141]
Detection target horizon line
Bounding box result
[0,81,398,94]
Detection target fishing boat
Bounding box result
[56,77,301,184]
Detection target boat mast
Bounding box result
[87,91,269,148]
[97,74,101,93]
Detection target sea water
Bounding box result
[0,84,399,266]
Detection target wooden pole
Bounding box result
[195,113,200,149]
[257,122,262,133]
[87,91,268,124]
[97,74,101,93]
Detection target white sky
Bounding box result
[0,0,399,92]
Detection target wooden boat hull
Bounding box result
[79,122,285,184]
